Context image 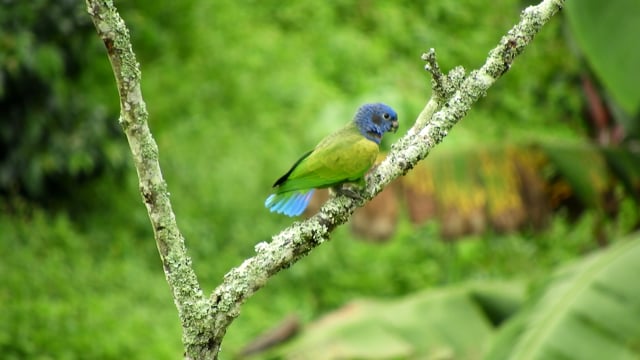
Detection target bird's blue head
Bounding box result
[353,103,399,144]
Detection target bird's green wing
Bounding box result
[274,125,379,194]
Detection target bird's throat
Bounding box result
[366,130,382,144]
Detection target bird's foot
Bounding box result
[332,186,364,201]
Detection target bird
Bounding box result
[265,103,399,217]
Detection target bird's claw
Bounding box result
[334,186,364,201]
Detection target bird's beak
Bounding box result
[391,119,399,133]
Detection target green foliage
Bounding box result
[486,233,640,360]
[398,139,639,240]
[565,0,640,117]
[226,211,617,353]
[0,209,181,359]
[251,232,640,359]
[0,203,626,358]
[269,282,525,359]
[601,147,640,202]
[0,0,125,199]
[540,142,610,208]
[132,0,585,284]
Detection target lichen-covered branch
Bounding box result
[85,1,215,358]
[87,0,564,358]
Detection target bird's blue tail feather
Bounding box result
[265,190,315,217]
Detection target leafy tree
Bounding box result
[0,0,124,200]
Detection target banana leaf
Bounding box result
[266,282,525,360]
[485,233,640,360]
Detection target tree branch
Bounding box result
[85,1,215,358]
[86,0,565,358]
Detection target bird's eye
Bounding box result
[382,113,390,120]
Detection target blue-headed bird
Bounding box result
[265,103,399,216]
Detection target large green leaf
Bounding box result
[267,282,525,360]
[565,0,640,115]
[485,233,640,360]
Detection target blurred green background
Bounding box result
[1,0,639,359]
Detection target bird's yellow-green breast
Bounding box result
[275,123,379,193]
